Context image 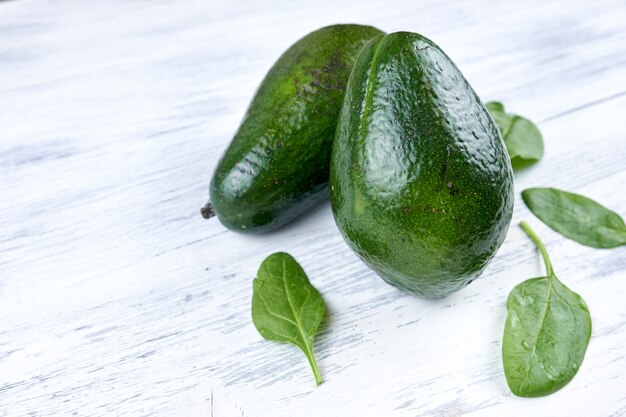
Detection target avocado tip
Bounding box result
[200,202,216,219]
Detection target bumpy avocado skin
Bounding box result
[210,24,384,233]
[330,32,514,298]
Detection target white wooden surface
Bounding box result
[1,0,625,415]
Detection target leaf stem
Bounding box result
[303,342,323,386]
[520,221,554,277]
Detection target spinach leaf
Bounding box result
[503,221,592,397]
[522,187,626,248]
[486,101,544,170]
[251,252,326,385]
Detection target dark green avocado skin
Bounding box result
[330,32,514,298]
[210,24,384,233]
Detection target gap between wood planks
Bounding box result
[539,90,626,124]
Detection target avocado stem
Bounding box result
[200,201,216,219]
[519,221,554,277]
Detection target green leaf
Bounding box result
[251,252,326,386]
[522,187,626,248]
[486,101,544,170]
[503,222,592,397]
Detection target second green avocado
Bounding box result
[330,32,514,298]
[208,24,383,233]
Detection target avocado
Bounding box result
[207,24,384,233]
[330,32,514,298]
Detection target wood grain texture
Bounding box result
[1,0,625,415]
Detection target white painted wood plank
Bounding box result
[1,0,625,416]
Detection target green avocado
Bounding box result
[330,32,514,298]
[207,24,384,233]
